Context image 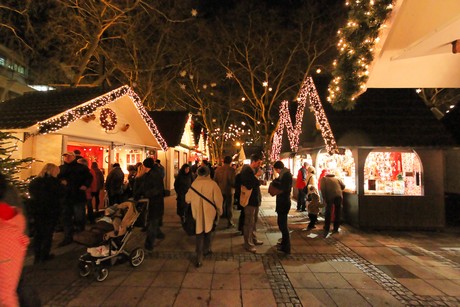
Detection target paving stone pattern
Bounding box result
[23,189,460,307]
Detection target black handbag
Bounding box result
[182,203,196,236]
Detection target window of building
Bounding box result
[364,150,422,195]
[317,148,356,192]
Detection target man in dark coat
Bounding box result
[240,153,264,253]
[133,157,165,252]
[58,151,92,246]
[270,161,293,254]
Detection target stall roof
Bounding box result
[147,111,189,147]
[300,77,456,148]
[366,0,460,88]
[0,86,117,129]
[0,85,168,150]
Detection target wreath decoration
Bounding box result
[99,108,117,131]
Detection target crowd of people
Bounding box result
[0,150,346,305]
[175,153,345,265]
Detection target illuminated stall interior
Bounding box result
[316,149,356,192]
[364,150,422,196]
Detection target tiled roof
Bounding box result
[299,77,456,148]
[147,111,189,147]
[0,86,117,129]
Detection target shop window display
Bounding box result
[317,149,356,192]
[364,151,422,196]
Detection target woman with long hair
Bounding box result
[28,163,62,264]
[174,163,193,221]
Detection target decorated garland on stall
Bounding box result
[99,108,117,131]
[327,0,394,110]
[36,85,169,151]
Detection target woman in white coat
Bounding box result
[186,166,223,267]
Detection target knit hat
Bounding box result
[143,157,155,169]
[197,166,210,177]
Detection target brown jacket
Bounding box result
[214,164,235,196]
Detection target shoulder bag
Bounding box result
[239,185,252,207]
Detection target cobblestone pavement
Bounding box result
[22,186,460,307]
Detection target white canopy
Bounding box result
[366,0,460,88]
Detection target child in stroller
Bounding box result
[73,200,145,281]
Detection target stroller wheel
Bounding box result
[95,267,109,282]
[129,248,145,267]
[78,262,91,277]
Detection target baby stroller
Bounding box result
[73,200,145,282]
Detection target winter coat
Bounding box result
[59,160,92,202]
[105,166,125,197]
[174,172,192,197]
[319,174,345,204]
[90,168,104,193]
[304,173,317,192]
[271,168,293,214]
[214,164,235,196]
[28,175,62,221]
[239,165,261,207]
[307,192,322,215]
[296,167,307,189]
[133,167,164,219]
[186,175,223,234]
[0,206,29,307]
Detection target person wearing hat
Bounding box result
[133,157,165,252]
[270,161,293,254]
[186,166,223,267]
[58,151,92,246]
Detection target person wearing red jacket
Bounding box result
[295,162,308,211]
[0,173,30,307]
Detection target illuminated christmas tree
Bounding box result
[0,131,34,193]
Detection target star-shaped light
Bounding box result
[191,9,198,17]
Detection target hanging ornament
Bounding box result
[99,108,117,131]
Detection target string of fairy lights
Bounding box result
[327,0,394,110]
[36,85,169,151]
[271,76,339,161]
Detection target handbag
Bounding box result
[182,203,195,236]
[239,185,252,207]
[268,182,283,196]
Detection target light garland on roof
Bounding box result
[36,85,169,151]
[271,77,339,161]
[307,77,339,155]
[327,0,394,110]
